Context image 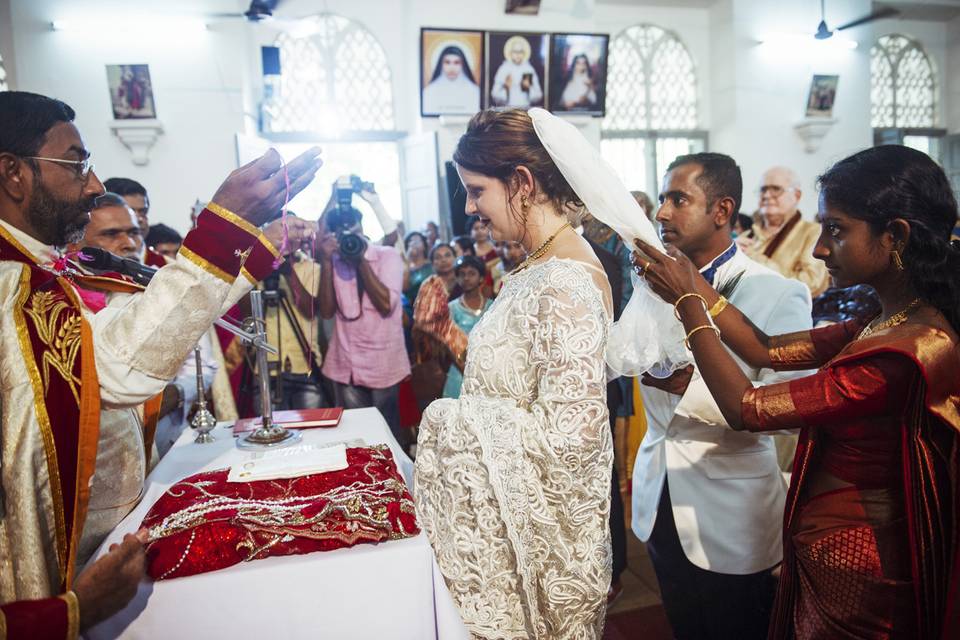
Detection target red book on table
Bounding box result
[232,408,344,436]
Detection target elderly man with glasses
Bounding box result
[737,166,829,297]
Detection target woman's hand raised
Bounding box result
[632,238,703,305]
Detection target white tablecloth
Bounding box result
[87,407,468,640]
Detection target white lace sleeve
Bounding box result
[522,285,613,637]
[415,262,613,640]
[92,256,235,408]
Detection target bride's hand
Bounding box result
[632,238,702,304]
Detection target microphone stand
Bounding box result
[236,290,301,450]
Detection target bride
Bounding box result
[414,108,614,639]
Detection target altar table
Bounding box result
[87,407,469,640]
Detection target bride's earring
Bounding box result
[520,194,530,224]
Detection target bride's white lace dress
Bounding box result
[415,257,613,639]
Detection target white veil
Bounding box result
[529,107,691,377]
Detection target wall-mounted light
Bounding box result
[51,17,208,35]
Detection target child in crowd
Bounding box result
[442,255,492,398]
[489,240,526,296]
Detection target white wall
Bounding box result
[7,0,250,233]
[5,0,957,231]
[710,0,874,217]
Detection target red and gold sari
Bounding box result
[740,317,960,639]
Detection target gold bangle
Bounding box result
[684,324,721,350]
[674,293,709,320]
[709,295,729,319]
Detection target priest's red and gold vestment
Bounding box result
[0,203,280,639]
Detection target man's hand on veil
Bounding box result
[632,238,704,305]
[641,364,694,396]
[210,147,323,227]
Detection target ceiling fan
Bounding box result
[209,0,282,23]
[207,0,328,37]
[813,0,900,40]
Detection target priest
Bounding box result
[0,91,321,638]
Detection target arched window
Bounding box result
[871,34,936,128]
[268,14,394,134]
[258,16,402,241]
[600,25,704,197]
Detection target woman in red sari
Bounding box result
[633,145,960,639]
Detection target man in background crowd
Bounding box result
[145,223,182,259]
[738,166,829,297]
[104,176,167,267]
[73,192,141,260]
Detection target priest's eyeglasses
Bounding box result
[24,156,95,180]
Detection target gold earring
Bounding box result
[520,194,530,209]
[891,248,905,271]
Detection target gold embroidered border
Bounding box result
[13,265,67,579]
[178,246,235,284]
[58,590,80,640]
[257,233,281,259]
[58,281,103,588]
[205,202,259,237]
[241,267,257,285]
[0,221,43,264]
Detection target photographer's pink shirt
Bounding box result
[321,244,411,388]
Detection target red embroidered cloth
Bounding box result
[142,445,418,580]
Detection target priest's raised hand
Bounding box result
[209,147,323,226]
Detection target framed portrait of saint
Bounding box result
[421,28,484,117]
[485,31,548,109]
[805,74,839,117]
[547,33,609,116]
[106,64,157,119]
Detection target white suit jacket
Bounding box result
[631,249,812,574]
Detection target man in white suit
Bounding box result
[631,153,811,639]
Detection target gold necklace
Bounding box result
[461,293,485,316]
[511,222,572,274]
[857,298,922,340]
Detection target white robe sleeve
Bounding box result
[92,256,236,408]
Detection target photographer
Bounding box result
[317,179,410,446]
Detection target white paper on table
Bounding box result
[227,443,348,482]
[529,108,692,377]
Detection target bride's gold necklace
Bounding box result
[511,222,572,274]
[857,298,921,340]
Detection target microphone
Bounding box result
[77,247,159,285]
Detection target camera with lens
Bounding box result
[328,175,374,261]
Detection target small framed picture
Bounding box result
[106,64,157,119]
[420,28,484,117]
[548,33,609,116]
[485,31,548,109]
[805,74,839,117]
[505,0,541,15]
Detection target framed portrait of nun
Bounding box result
[485,31,548,109]
[547,33,609,116]
[421,28,484,117]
